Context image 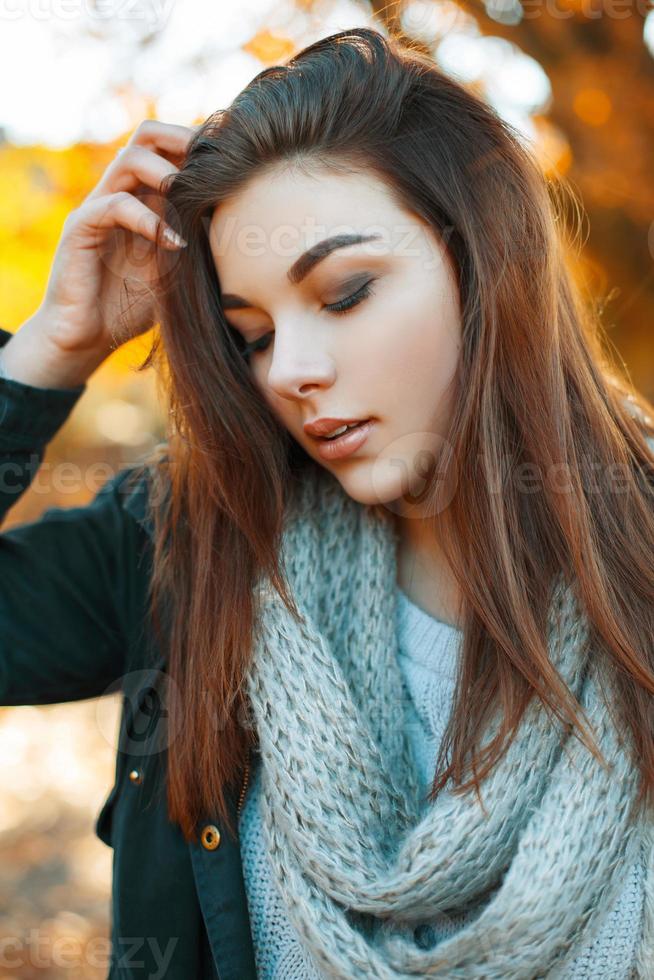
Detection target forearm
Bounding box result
[0,327,86,522]
[0,309,109,390]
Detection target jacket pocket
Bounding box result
[94,663,169,849]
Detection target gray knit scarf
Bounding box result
[243,462,654,978]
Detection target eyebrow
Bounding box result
[220,232,382,311]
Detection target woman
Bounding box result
[1,25,653,979]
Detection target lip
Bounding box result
[310,418,375,461]
[303,416,370,438]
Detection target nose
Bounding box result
[265,327,336,400]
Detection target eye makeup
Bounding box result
[232,276,378,363]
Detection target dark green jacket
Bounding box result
[0,326,257,980]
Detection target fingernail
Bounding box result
[164,227,188,248]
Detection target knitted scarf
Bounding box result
[243,462,654,979]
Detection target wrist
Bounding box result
[0,349,11,382]
[1,313,107,390]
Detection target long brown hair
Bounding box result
[129,27,654,843]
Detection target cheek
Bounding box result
[368,287,461,415]
[257,381,297,435]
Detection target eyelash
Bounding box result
[238,279,377,361]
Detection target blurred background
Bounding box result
[1,0,653,975]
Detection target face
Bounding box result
[209,163,462,511]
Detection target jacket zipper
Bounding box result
[236,746,251,817]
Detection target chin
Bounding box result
[327,464,408,511]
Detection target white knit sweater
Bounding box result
[238,586,646,979]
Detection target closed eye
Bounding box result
[237,278,377,361]
[325,278,377,315]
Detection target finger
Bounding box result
[99,145,181,197]
[74,192,187,250]
[127,118,199,157]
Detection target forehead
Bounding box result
[208,163,416,281]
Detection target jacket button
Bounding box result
[200,824,221,850]
[128,768,143,784]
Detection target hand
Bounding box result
[37,118,196,360]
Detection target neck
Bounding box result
[392,508,464,631]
